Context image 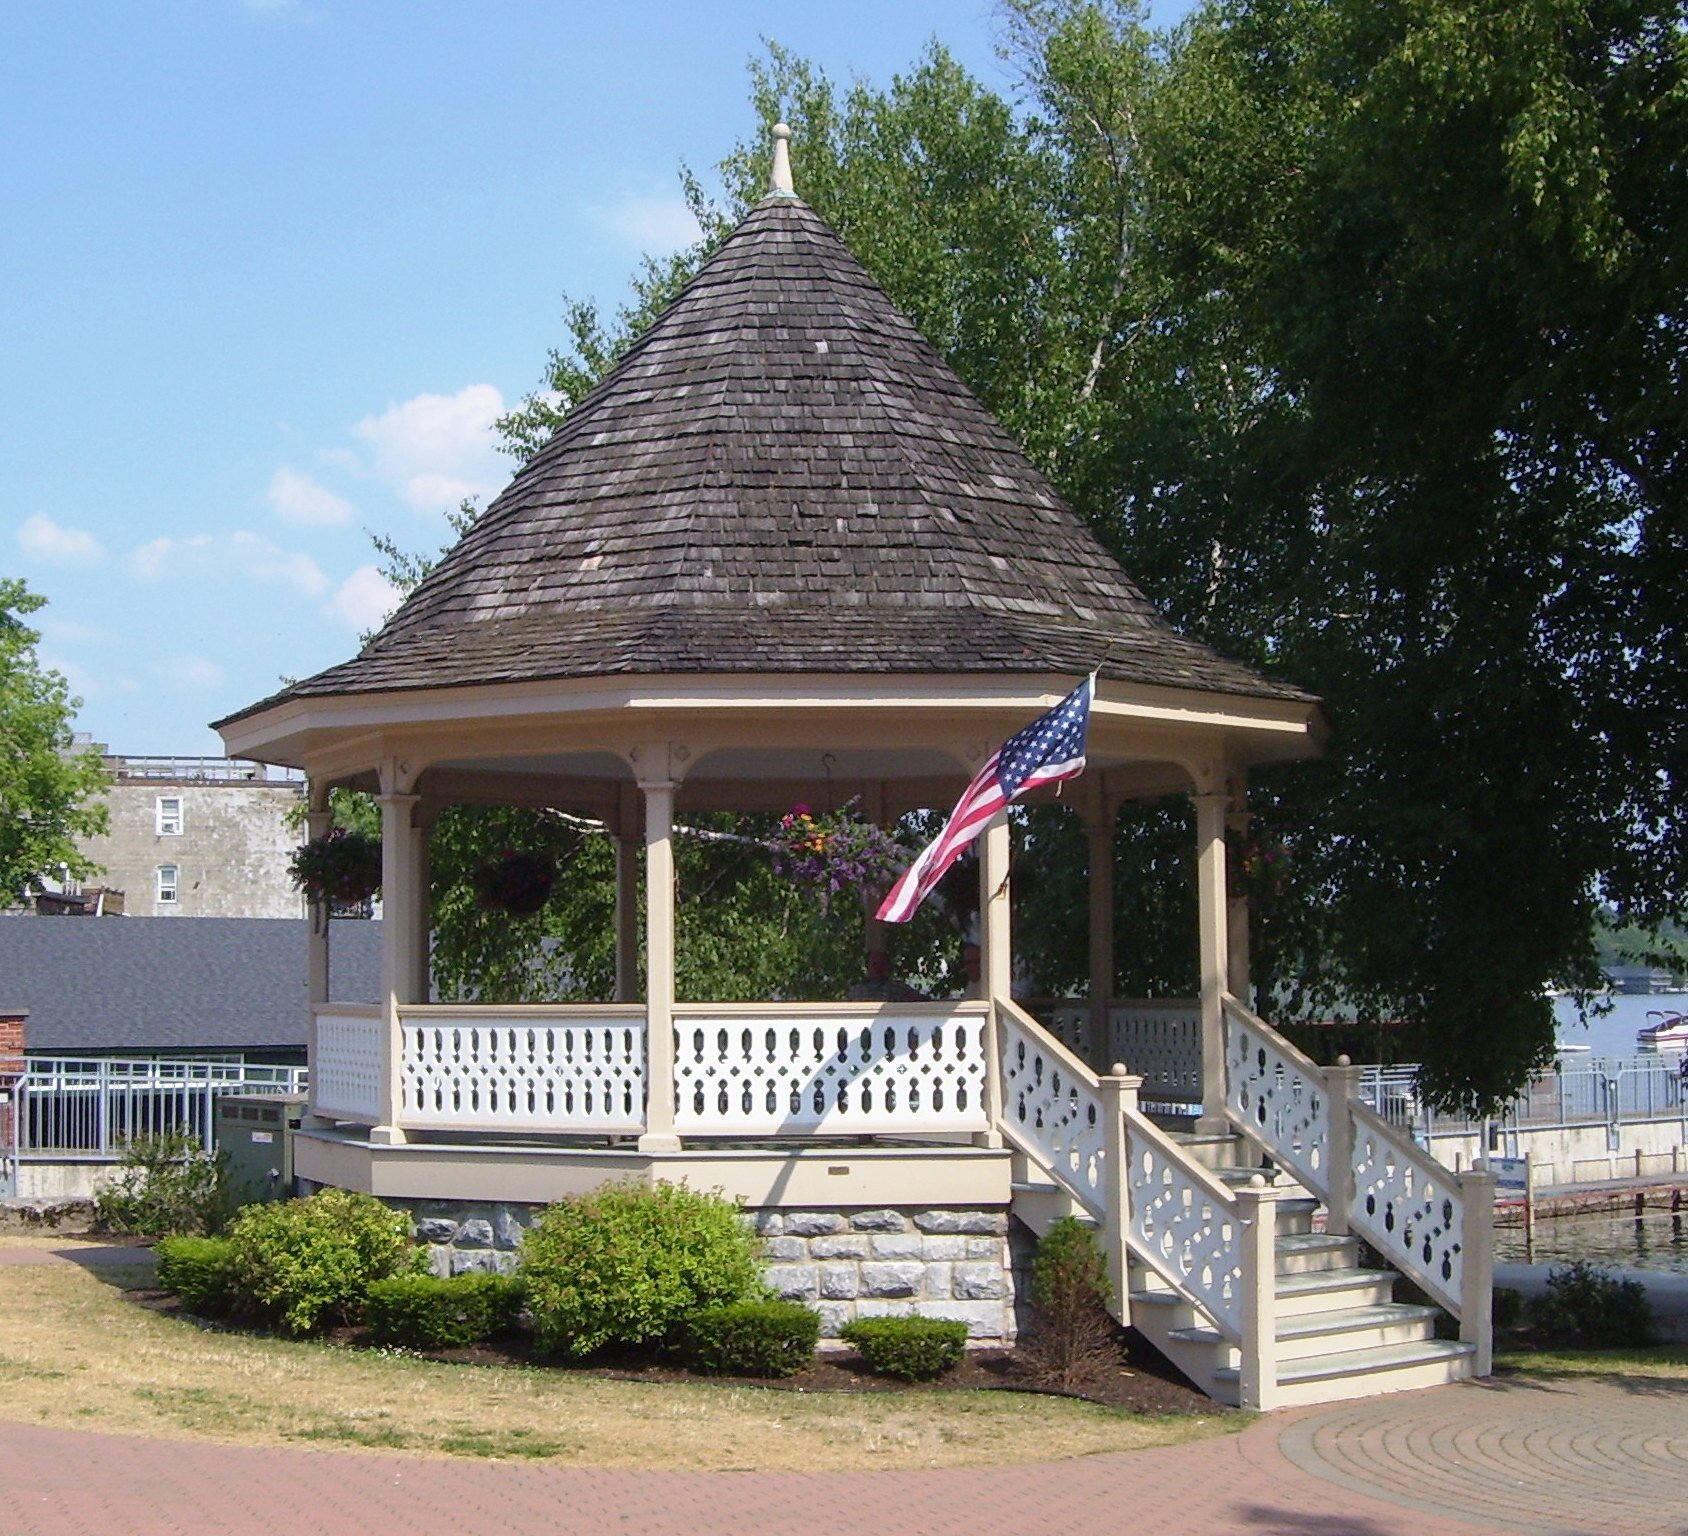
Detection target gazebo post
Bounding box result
[1192,776,1231,1135]
[373,769,422,1146]
[410,802,436,1004]
[1225,769,1252,1006]
[1084,776,1116,1067]
[638,759,681,1152]
[862,781,889,972]
[613,782,640,1004]
[977,812,1009,1148]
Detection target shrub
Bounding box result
[1527,1261,1656,1349]
[154,1235,240,1317]
[840,1316,968,1381]
[225,1188,419,1336]
[365,1272,525,1350]
[1492,1286,1524,1334]
[95,1130,227,1237]
[519,1180,761,1358]
[676,1300,819,1377]
[1021,1216,1119,1388]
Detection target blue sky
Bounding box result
[4,1,1179,757]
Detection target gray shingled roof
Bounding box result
[222,195,1306,726]
[0,917,379,1055]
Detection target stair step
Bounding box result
[1214,1337,1475,1389]
[1274,1233,1357,1275]
[1167,1302,1440,1350]
[1274,1266,1398,1314]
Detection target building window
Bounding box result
[156,796,184,836]
[156,865,179,904]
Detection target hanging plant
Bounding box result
[1227,830,1291,905]
[772,800,907,915]
[472,848,557,917]
[289,828,382,907]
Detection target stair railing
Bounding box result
[998,999,1281,1403]
[1220,993,1494,1373]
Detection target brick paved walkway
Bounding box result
[4,1244,1683,1536]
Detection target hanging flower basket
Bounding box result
[288,828,382,908]
[772,800,907,915]
[472,849,557,917]
[1227,830,1290,904]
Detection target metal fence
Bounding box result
[1358,1057,1687,1139]
[11,1056,308,1159]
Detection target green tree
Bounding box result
[0,579,108,900]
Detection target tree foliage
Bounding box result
[0,578,108,900]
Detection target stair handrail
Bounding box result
[997,999,1261,1347]
[1219,992,1487,1333]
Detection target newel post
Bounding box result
[1236,1173,1280,1411]
[1098,1066,1140,1330]
[1324,1055,1363,1238]
[1459,1165,1497,1376]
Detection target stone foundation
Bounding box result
[390,1198,1017,1343]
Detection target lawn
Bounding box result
[0,1245,1237,1471]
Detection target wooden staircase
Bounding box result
[1001,996,1495,1411]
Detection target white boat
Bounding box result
[1636,1009,1688,1055]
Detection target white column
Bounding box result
[409,805,434,1004]
[977,812,1010,1149]
[638,777,680,1152]
[1225,776,1252,1005]
[614,834,640,1003]
[1460,1167,1497,1376]
[1324,1055,1363,1237]
[863,781,889,968]
[373,791,420,1145]
[1085,782,1116,1067]
[1098,1066,1140,1329]
[1193,789,1230,1135]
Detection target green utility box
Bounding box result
[215,1094,307,1208]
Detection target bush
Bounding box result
[95,1131,227,1237]
[154,1235,240,1317]
[519,1180,761,1358]
[1021,1216,1118,1388]
[226,1188,419,1336]
[1527,1261,1656,1349]
[1492,1286,1524,1334]
[365,1272,525,1350]
[676,1300,819,1377]
[840,1316,968,1381]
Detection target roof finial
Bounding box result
[770,122,796,198]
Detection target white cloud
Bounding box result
[155,654,226,689]
[596,192,703,254]
[353,384,506,513]
[328,564,401,631]
[37,615,109,645]
[125,531,327,595]
[268,466,354,526]
[19,513,105,565]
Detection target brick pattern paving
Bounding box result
[1279,1375,1688,1536]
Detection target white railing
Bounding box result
[1348,1099,1464,1313]
[673,1004,989,1136]
[1024,997,1202,1106]
[1122,1107,1247,1342]
[313,1006,384,1122]
[399,1007,645,1134]
[1110,1001,1203,1104]
[999,1000,1254,1343]
[1001,1004,1107,1214]
[1220,993,1487,1340]
[1222,998,1332,1195]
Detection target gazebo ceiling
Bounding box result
[217,181,1318,773]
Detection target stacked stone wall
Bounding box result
[392,1198,1017,1343]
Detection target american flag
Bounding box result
[876,675,1094,924]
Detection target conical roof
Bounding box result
[226,194,1306,722]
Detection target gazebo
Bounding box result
[216,129,1491,1407]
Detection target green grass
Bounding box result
[1495,1342,1688,1380]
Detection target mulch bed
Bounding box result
[125,1286,1218,1416]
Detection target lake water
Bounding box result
[1496,1205,1688,1276]
[1553,990,1688,1060]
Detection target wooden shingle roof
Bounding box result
[225,194,1307,723]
